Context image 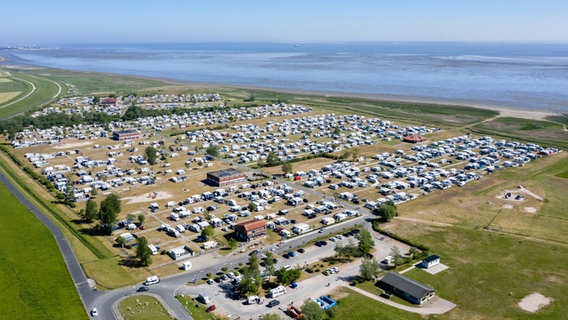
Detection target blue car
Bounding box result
[287,251,296,257]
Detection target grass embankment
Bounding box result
[0,182,85,319]
[176,295,221,320]
[118,295,173,320]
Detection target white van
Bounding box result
[198,293,211,304]
[269,285,287,298]
[144,275,160,286]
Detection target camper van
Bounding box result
[269,285,287,298]
[144,275,160,286]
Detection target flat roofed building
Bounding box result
[234,219,267,242]
[113,129,140,141]
[421,255,440,269]
[206,168,246,187]
[377,272,436,305]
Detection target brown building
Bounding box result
[206,168,246,187]
[112,129,140,141]
[101,97,117,105]
[403,133,426,143]
[234,220,267,242]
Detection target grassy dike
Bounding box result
[0,179,85,319]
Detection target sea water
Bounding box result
[5,42,568,112]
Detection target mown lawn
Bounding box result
[0,72,62,118]
[118,295,173,320]
[332,287,427,320]
[407,227,568,320]
[176,295,221,320]
[0,183,85,319]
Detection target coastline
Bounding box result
[0,55,562,121]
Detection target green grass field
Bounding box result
[0,182,85,319]
[0,72,63,118]
[29,69,172,95]
[118,295,173,320]
[407,227,568,320]
[332,288,426,320]
[176,295,221,320]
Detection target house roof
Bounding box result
[379,272,435,299]
[422,255,440,263]
[236,219,267,231]
[403,133,426,142]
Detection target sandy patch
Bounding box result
[124,191,173,204]
[518,292,552,313]
[54,141,94,149]
[502,204,513,209]
[524,207,537,214]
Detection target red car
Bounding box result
[206,305,216,312]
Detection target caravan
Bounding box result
[269,285,287,298]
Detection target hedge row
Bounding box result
[0,145,55,192]
[372,220,430,252]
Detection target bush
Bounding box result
[221,266,228,272]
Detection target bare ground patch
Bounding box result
[518,292,552,313]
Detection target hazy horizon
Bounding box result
[2,1,567,44]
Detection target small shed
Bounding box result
[421,255,440,269]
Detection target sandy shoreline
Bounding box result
[0,56,563,120]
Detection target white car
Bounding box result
[90,308,98,317]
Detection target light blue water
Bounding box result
[5,42,568,112]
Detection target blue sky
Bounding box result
[2,0,567,44]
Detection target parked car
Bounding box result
[137,286,149,292]
[267,300,280,308]
[297,248,305,253]
[206,305,216,312]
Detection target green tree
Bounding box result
[90,188,98,197]
[360,257,381,281]
[64,178,75,203]
[238,278,258,296]
[281,161,293,174]
[145,146,158,165]
[266,152,279,165]
[248,201,257,212]
[264,252,276,278]
[374,200,398,222]
[275,267,301,285]
[205,145,219,158]
[333,126,340,135]
[201,225,214,239]
[357,229,375,257]
[84,198,98,223]
[136,236,152,266]
[98,194,121,235]
[92,96,100,104]
[137,213,146,226]
[116,236,127,248]
[301,299,327,320]
[391,246,404,266]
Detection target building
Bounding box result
[234,219,267,242]
[403,133,426,143]
[421,255,440,269]
[100,97,117,105]
[377,272,436,305]
[112,129,140,141]
[206,168,246,187]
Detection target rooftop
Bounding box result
[379,272,435,299]
[236,219,267,231]
[208,168,244,178]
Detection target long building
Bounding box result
[377,272,436,305]
[112,129,140,141]
[206,168,246,187]
[234,220,267,242]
